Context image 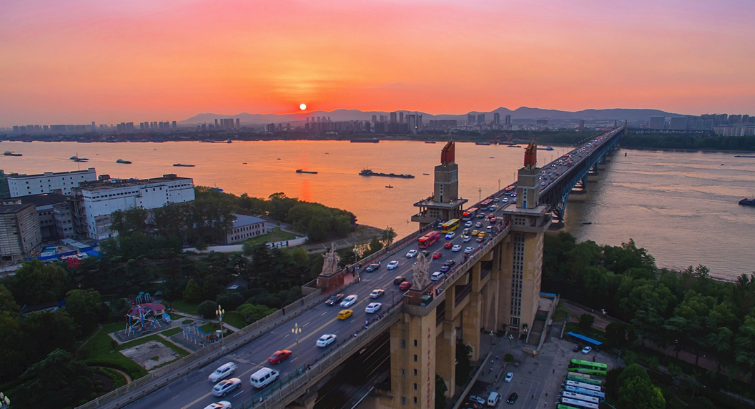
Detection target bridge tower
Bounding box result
[499,142,551,337]
[411,141,468,228]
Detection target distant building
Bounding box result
[649,116,666,130]
[227,214,267,243]
[7,168,97,197]
[505,115,511,125]
[399,112,404,123]
[578,120,585,131]
[390,112,397,123]
[477,114,485,125]
[372,115,377,123]
[467,114,475,125]
[0,203,41,260]
[669,117,689,130]
[14,193,72,240]
[493,113,500,126]
[71,174,195,240]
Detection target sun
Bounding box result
[299,103,307,111]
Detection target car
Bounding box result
[582,346,593,354]
[506,392,518,404]
[463,235,472,242]
[394,275,406,284]
[464,221,473,228]
[488,206,496,211]
[461,404,480,409]
[443,259,456,267]
[445,232,455,239]
[478,232,486,238]
[267,349,292,365]
[340,295,358,307]
[464,247,474,254]
[504,372,513,382]
[477,213,485,219]
[365,302,382,313]
[432,251,442,259]
[476,237,485,243]
[316,334,337,347]
[541,182,545,186]
[502,198,509,203]
[337,309,353,320]
[387,260,399,270]
[486,226,492,232]
[471,230,479,236]
[370,289,385,298]
[325,294,345,306]
[431,271,444,281]
[399,281,412,290]
[406,250,418,258]
[420,250,431,258]
[209,362,237,382]
[452,244,462,252]
[462,228,470,235]
[468,395,485,405]
[511,193,517,197]
[444,242,453,249]
[226,285,239,290]
[475,222,482,228]
[493,198,499,203]
[365,262,381,272]
[204,401,232,409]
[572,345,581,352]
[212,378,242,397]
[439,265,451,273]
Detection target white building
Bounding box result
[72,174,195,240]
[227,214,267,244]
[7,168,97,197]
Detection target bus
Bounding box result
[560,392,600,404]
[418,231,441,249]
[567,374,603,386]
[563,381,603,392]
[558,397,599,409]
[479,199,493,209]
[557,405,582,409]
[563,386,605,401]
[441,219,460,233]
[568,360,608,376]
[461,207,478,221]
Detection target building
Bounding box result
[7,168,97,197]
[505,115,511,126]
[0,203,41,260]
[227,214,267,243]
[390,112,397,123]
[477,114,485,125]
[0,170,12,199]
[467,114,475,125]
[399,112,404,123]
[71,174,195,240]
[14,194,72,240]
[649,116,666,130]
[493,113,500,126]
[411,141,468,227]
[578,120,585,131]
[669,117,689,130]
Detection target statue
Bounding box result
[321,243,340,276]
[411,253,431,289]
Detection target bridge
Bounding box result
[79,127,624,409]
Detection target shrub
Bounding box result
[504,354,514,363]
[196,300,219,319]
[578,313,595,331]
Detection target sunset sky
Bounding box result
[1,0,754,126]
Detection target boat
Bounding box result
[582,222,593,225]
[70,154,88,161]
[734,155,755,158]
[359,169,415,178]
[3,151,22,157]
[507,145,521,148]
[423,173,430,176]
[116,159,132,164]
[425,141,436,144]
[173,163,195,167]
[350,138,379,143]
[210,187,224,192]
[226,139,232,143]
[242,162,247,164]
[475,141,491,146]
[537,146,555,151]
[296,169,318,174]
[385,185,393,189]
[740,198,755,206]
[277,158,281,160]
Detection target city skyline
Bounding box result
[1,0,754,127]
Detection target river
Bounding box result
[1,140,752,280]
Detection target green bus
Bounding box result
[567,374,603,386]
[557,405,582,409]
[568,359,608,377]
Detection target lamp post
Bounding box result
[292,323,302,360]
[215,304,225,346]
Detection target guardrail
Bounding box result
[77,289,325,409]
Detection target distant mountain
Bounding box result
[180,106,681,125]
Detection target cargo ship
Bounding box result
[734,155,755,158]
[740,197,755,206]
[350,138,379,143]
[296,169,318,174]
[359,169,414,178]
[475,141,491,146]
[537,146,554,151]
[173,163,195,167]
[116,159,132,164]
[3,151,22,157]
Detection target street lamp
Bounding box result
[292,323,302,360]
[215,304,225,345]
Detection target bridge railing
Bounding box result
[235,298,404,409]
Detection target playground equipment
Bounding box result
[125,304,161,337]
[182,324,222,347]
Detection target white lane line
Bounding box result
[303,322,310,327]
[171,395,180,400]
[283,334,290,338]
[321,311,328,316]
[232,390,244,397]
[291,357,298,362]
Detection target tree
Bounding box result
[605,322,627,348]
[504,353,514,363]
[455,340,473,385]
[64,289,102,334]
[237,303,276,323]
[12,349,95,409]
[197,300,219,319]
[435,375,447,409]
[578,313,595,331]
[10,260,69,306]
[615,364,665,409]
[382,227,396,247]
[368,236,383,255]
[735,314,755,386]
[183,279,202,303]
[0,284,19,313]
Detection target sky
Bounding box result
[1,0,755,126]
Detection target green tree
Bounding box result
[237,303,276,323]
[12,349,95,409]
[10,260,69,306]
[504,353,514,363]
[382,227,396,247]
[435,375,447,409]
[455,340,473,385]
[578,313,595,331]
[735,314,755,386]
[196,300,219,319]
[64,288,102,334]
[605,322,627,348]
[0,284,19,313]
[614,364,665,409]
[110,207,149,236]
[183,278,202,303]
[368,236,383,255]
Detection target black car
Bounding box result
[443,259,456,267]
[365,262,381,273]
[507,392,518,404]
[394,276,406,285]
[572,345,581,352]
[325,294,345,306]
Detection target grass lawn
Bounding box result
[200,322,221,333]
[78,322,148,379]
[240,227,297,246]
[171,300,200,315]
[222,312,248,329]
[181,319,195,324]
[553,302,569,321]
[161,327,183,337]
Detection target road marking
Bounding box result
[321,311,328,316]
[284,334,289,338]
[291,357,298,362]
[232,390,244,397]
[303,321,310,327]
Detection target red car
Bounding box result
[399,281,412,291]
[443,242,453,249]
[432,251,442,259]
[268,350,292,364]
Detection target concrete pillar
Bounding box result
[461,292,482,361]
[435,321,456,397]
[390,311,437,409]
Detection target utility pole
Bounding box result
[215,304,225,346]
[292,323,302,359]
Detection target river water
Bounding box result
[1,141,752,280]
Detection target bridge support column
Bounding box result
[462,292,482,361]
[390,310,436,409]
[481,244,502,333]
[435,321,457,398]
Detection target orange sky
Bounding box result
[1,0,754,126]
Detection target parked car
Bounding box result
[267,350,292,365]
[365,303,382,313]
[387,260,399,270]
[506,392,518,404]
[468,395,485,405]
[399,281,412,291]
[325,294,345,306]
[370,289,385,298]
[316,334,337,347]
[340,295,358,308]
[208,362,237,382]
[581,346,593,354]
[504,372,513,382]
[212,378,242,397]
[572,345,581,352]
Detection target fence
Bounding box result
[76,289,324,409]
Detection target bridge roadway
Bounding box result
[122,128,623,409]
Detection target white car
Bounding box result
[387,260,399,270]
[451,244,461,252]
[340,295,358,308]
[406,250,418,258]
[208,362,237,382]
[504,372,513,382]
[502,198,509,203]
[212,378,242,397]
[370,289,385,299]
[316,334,337,347]
[463,235,472,242]
[204,402,232,409]
[464,247,474,254]
[365,302,382,314]
[431,271,443,281]
[445,232,455,239]
[581,346,593,354]
[464,221,473,228]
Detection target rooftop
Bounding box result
[232,214,266,228]
[18,193,68,207]
[76,174,192,191]
[0,203,34,214]
[7,168,95,179]
[413,197,468,209]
